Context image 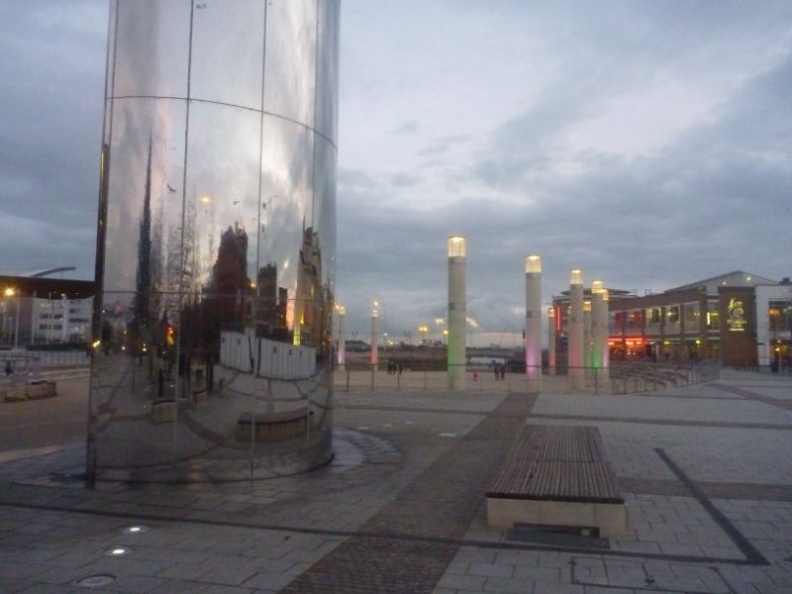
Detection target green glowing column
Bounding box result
[591,281,609,383]
[447,236,466,390]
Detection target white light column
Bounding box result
[583,299,592,380]
[447,236,467,390]
[336,305,346,369]
[370,301,379,369]
[591,282,609,383]
[569,269,585,390]
[547,306,556,376]
[524,255,542,392]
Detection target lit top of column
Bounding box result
[525,255,541,274]
[591,280,604,295]
[371,301,379,318]
[447,236,466,258]
[570,269,583,286]
[336,304,346,316]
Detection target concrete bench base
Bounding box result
[151,401,177,424]
[487,496,629,538]
[2,381,57,402]
[235,408,309,442]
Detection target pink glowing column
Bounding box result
[524,255,542,392]
[370,301,379,369]
[569,269,585,390]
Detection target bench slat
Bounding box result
[487,425,623,504]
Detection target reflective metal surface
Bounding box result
[88,0,339,482]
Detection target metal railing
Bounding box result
[1,349,91,387]
[333,360,721,395]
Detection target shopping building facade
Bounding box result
[552,271,791,370]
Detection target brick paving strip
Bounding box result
[279,393,538,594]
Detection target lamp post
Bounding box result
[434,317,445,344]
[418,325,428,346]
[2,288,11,344]
[336,304,346,368]
[524,255,542,393]
[4,288,20,349]
[447,235,466,390]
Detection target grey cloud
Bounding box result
[0,0,106,277]
[391,120,419,135]
[389,172,423,188]
[418,134,470,157]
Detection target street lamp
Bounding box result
[418,325,428,345]
[4,288,19,349]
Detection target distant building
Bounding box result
[0,275,94,348]
[32,296,93,345]
[552,271,790,369]
[345,339,371,353]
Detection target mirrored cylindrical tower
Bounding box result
[87,0,340,483]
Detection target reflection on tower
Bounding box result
[131,138,154,350]
[212,224,250,297]
[256,264,289,342]
[294,225,322,347]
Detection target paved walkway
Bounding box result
[1,369,791,593]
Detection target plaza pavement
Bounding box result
[0,368,791,593]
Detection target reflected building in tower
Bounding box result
[87,1,340,482]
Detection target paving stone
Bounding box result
[1,373,792,593]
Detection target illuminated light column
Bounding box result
[524,255,542,392]
[569,269,585,390]
[591,281,609,384]
[371,301,379,369]
[583,300,592,379]
[547,306,556,376]
[447,236,467,390]
[336,305,346,369]
[602,290,610,379]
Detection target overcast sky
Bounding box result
[1,1,790,346]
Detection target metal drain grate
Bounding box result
[75,574,116,588]
[504,524,610,550]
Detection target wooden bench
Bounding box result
[486,425,628,537]
[235,408,310,442]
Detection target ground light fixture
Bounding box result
[104,547,132,557]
